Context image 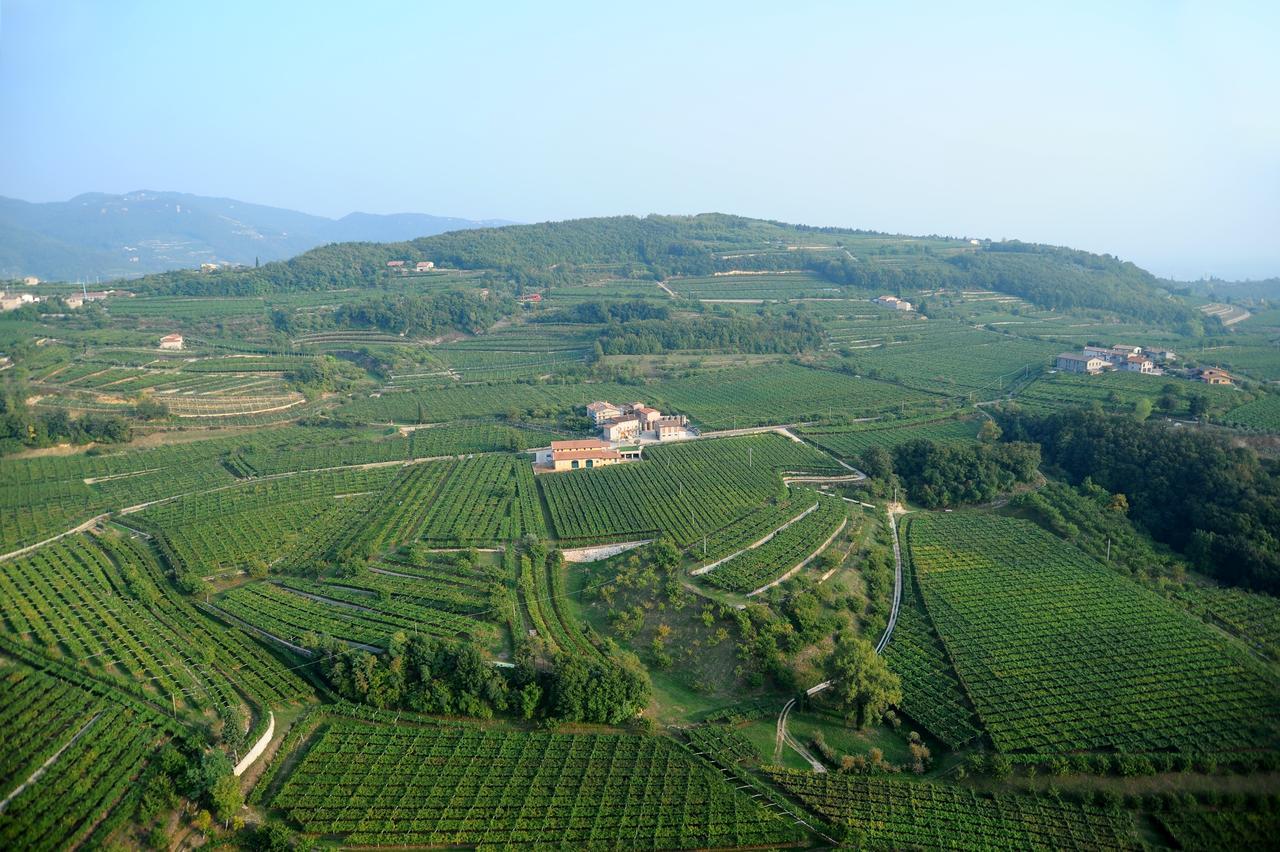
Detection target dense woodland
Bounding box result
[997,407,1280,592]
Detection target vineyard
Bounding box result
[799,416,980,459]
[539,434,831,546]
[419,454,548,543]
[1220,392,1280,431]
[767,771,1140,850]
[1167,584,1280,661]
[214,580,496,649]
[650,363,934,428]
[907,513,1280,752]
[882,517,984,748]
[701,496,846,594]
[0,664,169,852]
[1014,370,1238,416]
[267,715,804,848]
[135,467,397,575]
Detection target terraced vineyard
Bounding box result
[907,513,1280,752]
[214,580,495,648]
[689,493,810,565]
[702,496,846,594]
[267,715,804,848]
[135,467,397,575]
[768,771,1140,850]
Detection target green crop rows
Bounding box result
[908,513,1280,752]
[882,517,983,748]
[800,416,980,459]
[540,434,830,546]
[1221,393,1280,432]
[702,496,845,593]
[268,716,802,848]
[0,665,168,852]
[768,770,1140,850]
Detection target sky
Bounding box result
[1,1,1278,280]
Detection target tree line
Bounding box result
[995,406,1280,592]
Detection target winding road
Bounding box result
[774,504,905,769]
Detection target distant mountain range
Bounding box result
[0,191,512,281]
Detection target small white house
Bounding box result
[159,333,184,351]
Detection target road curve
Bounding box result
[776,505,904,768]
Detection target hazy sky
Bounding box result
[2,1,1278,279]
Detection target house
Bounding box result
[1056,352,1107,374]
[586,401,622,425]
[386,260,406,268]
[1111,344,1142,357]
[0,296,24,312]
[1120,354,1155,373]
[1197,368,1233,386]
[1148,348,1177,363]
[517,293,542,303]
[654,415,689,441]
[22,276,39,286]
[159,333,184,351]
[875,295,914,311]
[414,261,435,271]
[601,416,641,442]
[540,439,625,472]
[200,262,220,273]
[64,296,84,309]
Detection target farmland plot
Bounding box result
[701,496,846,594]
[800,416,979,459]
[268,716,803,849]
[769,771,1140,850]
[907,513,1280,752]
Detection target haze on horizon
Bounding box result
[1,0,1277,280]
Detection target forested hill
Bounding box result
[121,213,1192,324]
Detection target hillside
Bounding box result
[0,191,510,280]
[124,213,1195,324]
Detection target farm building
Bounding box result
[517,292,542,303]
[601,416,641,442]
[654,415,689,440]
[1082,345,1114,361]
[1148,348,1177,363]
[159,333,184,350]
[386,260,406,268]
[22,276,39,286]
[1056,352,1108,374]
[875,295,914,311]
[586,401,622,425]
[535,439,627,473]
[1197,368,1233,385]
[414,261,435,271]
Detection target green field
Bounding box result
[906,513,1280,752]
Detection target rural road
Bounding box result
[775,504,905,768]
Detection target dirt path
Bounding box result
[560,540,651,563]
[0,711,103,812]
[657,280,680,299]
[0,514,108,563]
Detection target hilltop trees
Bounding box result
[826,635,902,729]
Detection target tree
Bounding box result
[1188,394,1210,419]
[858,446,893,480]
[1132,398,1153,421]
[209,772,243,826]
[825,635,902,728]
[978,419,1002,443]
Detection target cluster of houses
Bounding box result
[0,291,39,312]
[586,400,689,442]
[531,401,691,473]
[1055,343,1171,376]
[1055,343,1233,385]
[875,294,914,311]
